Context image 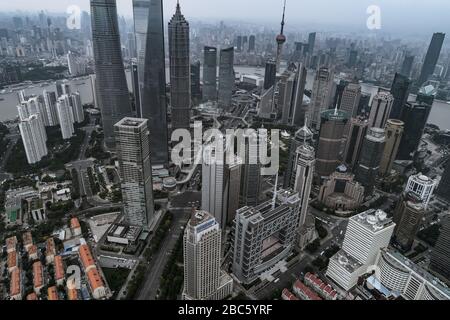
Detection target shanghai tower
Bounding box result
[133,0,169,167]
[90,0,132,148]
[169,1,191,131]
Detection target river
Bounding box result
[1,66,449,130]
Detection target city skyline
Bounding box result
[1,0,450,35]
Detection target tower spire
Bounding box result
[280,0,286,35]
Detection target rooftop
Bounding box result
[350,209,393,233]
[329,249,363,273]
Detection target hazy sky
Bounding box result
[0,0,449,35]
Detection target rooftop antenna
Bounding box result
[280,0,286,35]
[303,116,309,145]
[272,171,279,210]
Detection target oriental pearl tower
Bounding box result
[275,0,287,73]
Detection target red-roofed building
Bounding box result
[54,255,65,286]
[304,272,338,300]
[26,292,38,300]
[293,280,322,300]
[70,217,82,236]
[10,268,22,300]
[46,237,56,264]
[78,244,96,272]
[7,251,18,273]
[6,236,17,253]
[22,231,33,251]
[28,244,38,260]
[33,261,44,294]
[282,288,299,300]
[87,267,106,299]
[68,288,78,300]
[48,286,59,300]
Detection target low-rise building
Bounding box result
[26,293,38,300]
[87,267,107,300]
[106,224,142,245]
[54,256,65,286]
[293,279,322,300]
[67,288,78,300]
[7,251,18,273]
[47,286,59,300]
[304,272,338,300]
[281,288,299,300]
[28,245,38,260]
[22,231,33,251]
[33,261,44,294]
[46,238,56,264]
[29,197,46,223]
[10,268,22,300]
[70,217,82,237]
[79,244,96,273]
[6,236,17,253]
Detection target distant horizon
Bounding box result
[0,0,448,38]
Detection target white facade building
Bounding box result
[405,173,436,207]
[19,114,48,164]
[374,248,450,300]
[56,95,75,140]
[43,90,59,126]
[70,92,85,123]
[326,209,395,291]
[183,210,233,300]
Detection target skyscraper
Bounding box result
[291,64,308,127]
[115,118,155,228]
[436,163,450,202]
[263,59,277,90]
[248,35,256,52]
[292,144,315,229]
[368,92,394,128]
[182,210,233,300]
[91,0,132,148]
[339,83,361,118]
[430,217,450,282]
[417,33,445,87]
[203,46,218,101]
[70,92,85,124]
[343,117,369,169]
[326,209,394,291]
[310,67,335,130]
[190,61,201,101]
[393,192,426,251]
[284,124,313,189]
[404,173,436,207]
[168,2,191,130]
[316,109,349,178]
[307,32,316,56]
[275,0,287,72]
[397,101,432,160]
[355,127,386,194]
[389,73,411,120]
[379,119,404,176]
[239,132,261,207]
[218,47,235,111]
[133,0,169,167]
[19,115,48,165]
[232,189,300,284]
[201,142,242,229]
[43,91,59,126]
[400,54,415,77]
[56,95,75,140]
